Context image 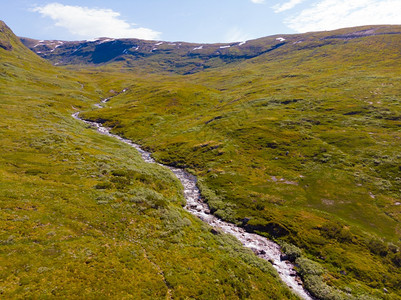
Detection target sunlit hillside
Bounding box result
[0,20,297,299]
[81,25,401,299]
[2,19,401,299]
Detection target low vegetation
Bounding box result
[0,21,297,299]
[81,25,401,299]
[2,19,401,298]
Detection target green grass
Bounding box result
[80,26,401,299]
[3,20,401,299]
[0,21,298,299]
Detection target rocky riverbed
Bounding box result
[72,111,313,300]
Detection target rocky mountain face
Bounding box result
[20,35,288,74]
[20,25,401,74]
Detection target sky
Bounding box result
[1,0,401,43]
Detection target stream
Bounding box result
[72,96,313,299]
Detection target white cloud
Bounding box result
[285,0,401,33]
[251,0,266,4]
[33,3,161,40]
[273,0,305,13]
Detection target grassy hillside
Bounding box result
[0,21,298,299]
[80,25,401,299]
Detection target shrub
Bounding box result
[96,194,115,204]
[296,257,325,276]
[303,275,352,300]
[128,187,168,209]
[94,181,113,189]
[321,222,354,243]
[367,238,388,257]
[392,252,401,267]
[280,241,302,262]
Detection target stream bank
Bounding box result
[72,105,313,300]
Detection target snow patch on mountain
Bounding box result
[33,40,45,48]
[71,45,82,53]
[97,38,115,44]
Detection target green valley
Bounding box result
[0,21,297,299]
[2,19,401,299]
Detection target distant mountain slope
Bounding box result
[21,25,401,74]
[1,22,43,59]
[20,36,288,74]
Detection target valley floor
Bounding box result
[1,20,401,299]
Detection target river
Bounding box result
[72,101,313,299]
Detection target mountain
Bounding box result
[20,35,289,74]
[21,25,401,74]
[3,19,401,299]
[0,20,297,299]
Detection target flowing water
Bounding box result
[72,110,313,300]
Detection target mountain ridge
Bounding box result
[20,24,401,74]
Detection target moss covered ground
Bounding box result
[80,26,401,299]
[2,20,401,298]
[1,21,298,299]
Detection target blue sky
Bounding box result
[2,0,401,42]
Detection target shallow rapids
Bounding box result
[72,111,313,300]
